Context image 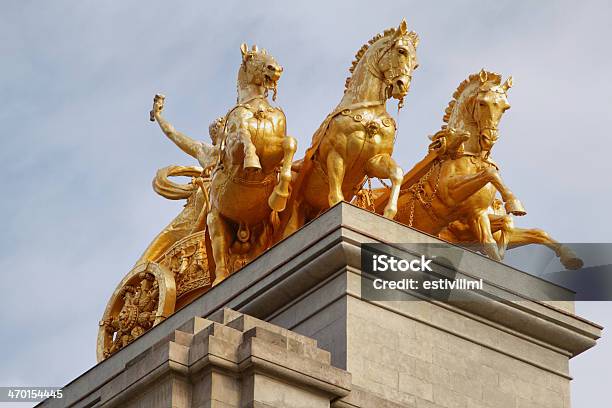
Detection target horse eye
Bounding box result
[398,48,407,55]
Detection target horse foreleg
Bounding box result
[269,136,297,212]
[237,128,261,170]
[470,212,502,261]
[366,154,404,219]
[327,149,346,206]
[206,208,232,285]
[484,169,526,216]
[447,168,526,216]
[446,169,496,204]
[506,228,583,270]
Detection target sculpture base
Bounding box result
[41,203,601,408]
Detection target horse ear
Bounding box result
[479,69,488,84]
[397,18,408,36]
[502,76,514,91]
[240,43,249,60]
[252,44,259,53]
[408,31,420,48]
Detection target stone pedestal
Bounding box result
[39,203,601,408]
[93,309,350,408]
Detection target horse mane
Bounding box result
[441,70,502,127]
[344,27,419,92]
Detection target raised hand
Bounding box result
[149,93,166,122]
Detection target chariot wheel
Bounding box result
[96,262,176,362]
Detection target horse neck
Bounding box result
[237,84,268,105]
[339,61,387,109]
[236,67,267,104]
[455,105,485,157]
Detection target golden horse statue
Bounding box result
[148,44,296,285]
[280,19,419,236]
[439,199,583,269]
[204,44,297,285]
[373,70,526,262]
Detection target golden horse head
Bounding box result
[238,43,283,101]
[443,69,513,157]
[344,19,420,108]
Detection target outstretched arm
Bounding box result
[150,94,203,159]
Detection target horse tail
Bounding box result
[153,165,204,200]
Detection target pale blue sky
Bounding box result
[1,1,611,407]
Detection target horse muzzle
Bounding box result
[265,65,283,82]
[390,76,410,100]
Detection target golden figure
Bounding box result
[205,44,297,285]
[280,20,419,236]
[151,94,222,170]
[136,112,224,264]
[373,70,524,261]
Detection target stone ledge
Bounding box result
[38,203,602,408]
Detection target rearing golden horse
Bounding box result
[206,44,297,284]
[150,45,296,286]
[281,20,420,236]
[374,70,525,261]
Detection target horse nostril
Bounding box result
[267,65,276,71]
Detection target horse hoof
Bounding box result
[212,276,227,286]
[562,257,584,270]
[268,190,289,212]
[383,208,397,219]
[560,249,584,270]
[212,268,230,286]
[243,155,262,170]
[505,198,526,216]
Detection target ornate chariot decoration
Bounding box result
[97,262,175,361]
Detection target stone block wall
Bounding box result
[345,298,571,408]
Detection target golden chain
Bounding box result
[354,176,376,212]
[408,198,415,227]
[379,178,391,189]
[366,176,375,211]
[405,161,441,227]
